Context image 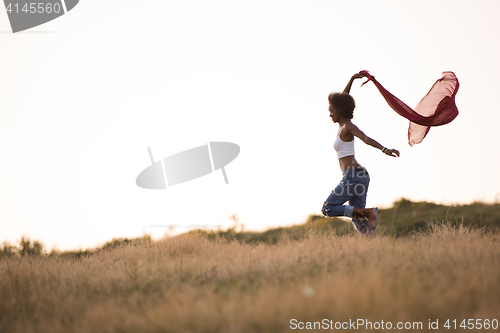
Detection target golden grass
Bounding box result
[1,222,499,333]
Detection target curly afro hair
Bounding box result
[328,92,355,119]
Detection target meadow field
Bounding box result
[1,200,500,332]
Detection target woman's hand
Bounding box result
[343,73,368,93]
[385,149,400,158]
[351,73,366,80]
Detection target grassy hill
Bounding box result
[189,198,500,244]
[1,206,499,333]
[2,199,499,258]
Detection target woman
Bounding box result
[321,73,400,235]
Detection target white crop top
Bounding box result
[334,126,355,159]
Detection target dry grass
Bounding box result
[1,222,499,332]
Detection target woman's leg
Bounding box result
[322,178,357,218]
[322,169,377,230]
[350,202,374,235]
[349,173,377,234]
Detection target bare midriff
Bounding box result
[338,155,362,172]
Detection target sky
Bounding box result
[1,0,499,251]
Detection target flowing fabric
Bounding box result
[359,71,460,146]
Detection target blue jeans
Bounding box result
[321,167,374,234]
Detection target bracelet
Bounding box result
[382,147,388,153]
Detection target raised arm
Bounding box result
[346,123,400,157]
[343,73,367,94]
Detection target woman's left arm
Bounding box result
[347,123,400,157]
[343,73,367,94]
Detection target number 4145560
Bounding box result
[6,3,62,14]
[444,319,498,330]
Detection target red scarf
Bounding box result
[359,71,459,146]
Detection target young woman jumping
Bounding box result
[321,73,400,235]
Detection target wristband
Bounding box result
[382,147,388,153]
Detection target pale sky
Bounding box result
[1,0,499,251]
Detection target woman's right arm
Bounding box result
[347,123,400,158]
